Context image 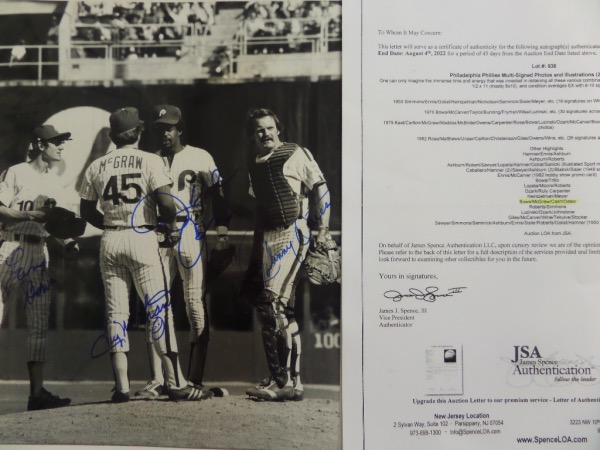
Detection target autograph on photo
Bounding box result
[131,168,234,270]
[263,189,331,281]
[383,286,467,302]
[90,319,128,359]
[89,289,172,358]
[144,289,172,341]
[4,246,57,305]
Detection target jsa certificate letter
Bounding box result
[354,0,600,448]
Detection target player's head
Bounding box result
[246,108,282,155]
[109,107,144,148]
[29,124,72,162]
[152,105,183,152]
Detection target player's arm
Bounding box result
[80,199,105,230]
[0,204,47,223]
[154,184,178,232]
[210,181,231,249]
[0,168,45,222]
[299,147,330,243]
[314,182,331,243]
[199,160,231,247]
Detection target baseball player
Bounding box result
[0,124,72,410]
[79,107,195,402]
[134,105,229,400]
[244,108,331,401]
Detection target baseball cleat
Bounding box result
[246,380,294,401]
[245,376,272,396]
[134,379,167,398]
[111,390,130,403]
[27,388,71,411]
[292,376,304,401]
[168,384,214,402]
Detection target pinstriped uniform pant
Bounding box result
[0,239,51,362]
[259,220,309,383]
[262,219,310,304]
[155,221,207,342]
[100,228,177,355]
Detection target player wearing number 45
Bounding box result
[79,107,192,403]
[0,124,73,410]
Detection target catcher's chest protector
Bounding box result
[249,143,300,231]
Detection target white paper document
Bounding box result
[348,0,600,448]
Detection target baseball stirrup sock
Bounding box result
[188,330,209,386]
[162,352,183,388]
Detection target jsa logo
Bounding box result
[511,345,542,363]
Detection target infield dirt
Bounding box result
[0,382,341,450]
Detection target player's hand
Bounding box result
[165,229,181,247]
[64,238,79,260]
[29,198,57,222]
[28,210,48,223]
[316,225,330,245]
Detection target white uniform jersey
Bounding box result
[0,162,59,362]
[0,163,59,237]
[249,145,326,214]
[79,147,173,227]
[154,145,220,343]
[159,145,220,219]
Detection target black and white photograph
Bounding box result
[0,1,342,449]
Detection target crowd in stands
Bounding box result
[74,2,216,57]
[71,1,341,59]
[240,0,342,53]
[77,2,216,31]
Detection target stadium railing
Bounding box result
[0,18,340,83]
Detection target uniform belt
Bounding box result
[105,225,155,231]
[3,233,44,244]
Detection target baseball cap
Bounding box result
[109,107,144,134]
[33,125,71,142]
[152,105,182,125]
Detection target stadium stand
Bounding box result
[0,1,341,83]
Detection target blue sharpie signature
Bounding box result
[131,168,234,270]
[23,278,56,305]
[263,240,295,281]
[144,289,172,341]
[89,288,173,358]
[314,188,331,220]
[90,320,128,359]
[4,246,56,304]
[263,189,332,280]
[131,191,204,269]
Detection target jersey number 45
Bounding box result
[102,173,142,205]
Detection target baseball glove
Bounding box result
[206,243,236,283]
[44,207,87,239]
[303,239,341,285]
